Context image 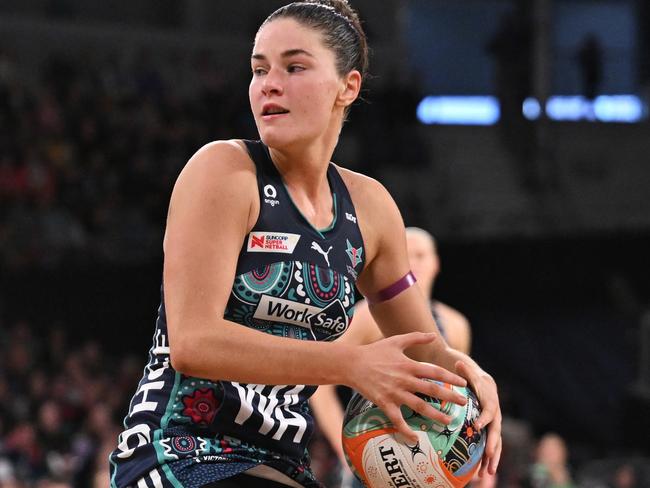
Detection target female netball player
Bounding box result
[109,2,501,487]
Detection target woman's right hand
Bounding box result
[347,331,469,444]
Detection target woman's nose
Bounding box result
[261,68,284,96]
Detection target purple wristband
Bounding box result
[366,271,417,304]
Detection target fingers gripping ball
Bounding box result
[342,381,486,488]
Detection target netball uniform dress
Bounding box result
[109,140,366,488]
[431,302,446,340]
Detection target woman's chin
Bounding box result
[259,130,299,150]
[258,124,326,151]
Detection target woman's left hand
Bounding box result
[455,360,502,476]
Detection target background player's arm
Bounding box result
[340,300,383,346]
[343,170,502,474]
[309,385,346,464]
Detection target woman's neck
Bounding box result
[267,126,340,199]
[269,144,330,198]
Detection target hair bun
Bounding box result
[304,0,358,23]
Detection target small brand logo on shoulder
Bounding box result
[345,212,357,223]
[247,232,300,254]
[263,184,280,207]
[345,239,363,268]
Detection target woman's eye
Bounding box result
[287,65,305,73]
[253,68,267,76]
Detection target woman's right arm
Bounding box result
[163,140,353,386]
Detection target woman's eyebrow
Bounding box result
[251,48,315,61]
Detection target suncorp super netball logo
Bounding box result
[247,232,300,254]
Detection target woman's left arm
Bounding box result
[345,170,502,476]
[363,287,501,475]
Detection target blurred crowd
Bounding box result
[0,47,427,270]
[0,319,140,487]
[0,47,251,269]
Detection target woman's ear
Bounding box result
[336,70,362,109]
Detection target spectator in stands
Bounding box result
[610,463,638,488]
[528,432,576,488]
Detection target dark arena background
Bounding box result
[1,0,650,487]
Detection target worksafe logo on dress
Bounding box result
[253,295,349,340]
[247,232,300,254]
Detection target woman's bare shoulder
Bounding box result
[333,165,404,261]
[167,139,260,232]
[334,165,389,203]
[183,139,256,177]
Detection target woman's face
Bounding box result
[250,18,347,149]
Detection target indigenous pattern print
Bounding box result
[228,261,355,342]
